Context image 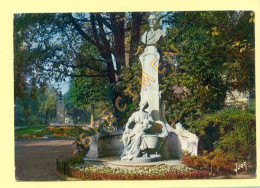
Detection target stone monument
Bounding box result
[121,14,199,162]
[84,14,199,165]
[139,14,166,121]
[56,91,65,124]
[121,100,168,162]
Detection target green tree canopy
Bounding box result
[160,11,254,124]
[14,11,255,128]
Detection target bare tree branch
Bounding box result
[38,65,108,78]
[100,16,112,30]
[90,13,101,46]
[96,13,111,47]
[45,58,106,73]
[68,13,100,48]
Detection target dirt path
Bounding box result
[15,139,75,181]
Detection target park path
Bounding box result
[15,139,75,181]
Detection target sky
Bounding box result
[48,78,70,95]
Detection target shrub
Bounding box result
[186,108,256,163]
[181,149,236,176]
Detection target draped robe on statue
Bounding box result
[121,109,154,160]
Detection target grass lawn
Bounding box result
[15,126,46,137]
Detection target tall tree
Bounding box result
[14,12,147,100]
[129,12,144,66]
[160,11,255,124]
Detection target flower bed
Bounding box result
[15,126,85,139]
[57,162,210,180]
[181,150,237,176]
[21,134,37,138]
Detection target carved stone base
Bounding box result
[132,154,161,163]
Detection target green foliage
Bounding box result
[15,126,46,137]
[57,155,85,173]
[63,91,92,124]
[14,14,69,98]
[186,108,256,162]
[72,127,96,156]
[38,89,57,123]
[15,126,90,138]
[69,77,110,108]
[69,40,109,107]
[15,87,58,126]
[248,98,255,114]
[160,11,255,124]
[14,12,255,165]
[113,61,142,127]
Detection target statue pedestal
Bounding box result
[84,131,124,160]
[139,46,161,121]
[56,100,65,124]
[85,134,99,158]
[132,154,161,163]
[98,132,124,158]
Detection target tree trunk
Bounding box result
[45,109,49,125]
[129,12,143,67]
[110,13,126,73]
[69,13,122,84]
[102,52,116,84]
[24,103,30,126]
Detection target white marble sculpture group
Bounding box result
[121,14,199,161]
